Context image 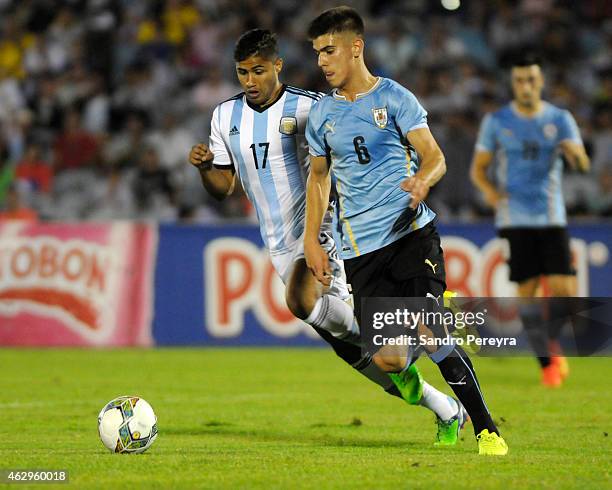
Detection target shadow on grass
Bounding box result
[162,421,420,449]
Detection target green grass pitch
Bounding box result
[0,349,610,489]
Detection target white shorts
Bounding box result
[270,230,350,302]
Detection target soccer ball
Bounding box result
[97,396,158,453]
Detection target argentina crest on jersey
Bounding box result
[279,116,298,135]
[372,107,388,129]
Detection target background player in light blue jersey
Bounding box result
[188,29,464,443]
[471,54,590,388]
[304,6,507,455]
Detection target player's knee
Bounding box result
[372,352,407,373]
[548,279,575,297]
[285,287,316,320]
[517,278,539,297]
[552,286,573,297]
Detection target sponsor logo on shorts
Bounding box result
[425,258,438,274]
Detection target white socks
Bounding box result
[305,295,360,342]
[419,381,459,422]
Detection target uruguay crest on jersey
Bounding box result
[372,107,387,129]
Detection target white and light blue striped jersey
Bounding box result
[306,77,436,259]
[476,102,582,228]
[209,86,322,255]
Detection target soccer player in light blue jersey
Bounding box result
[304,7,507,455]
[188,29,464,442]
[471,54,590,388]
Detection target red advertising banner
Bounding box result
[0,222,156,346]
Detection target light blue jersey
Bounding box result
[476,102,582,228]
[209,86,322,255]
[306,77,436,259]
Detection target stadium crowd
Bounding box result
[0,0,610,222]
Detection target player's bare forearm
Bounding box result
[304,155,332,285]
[470,150,505,208]
[559,140,590,173]
[415,146,446,187]
[189,143,235,201]
[305,155,330,245]
[198,169,235,201]
[401,127,446,208]
[470,151,496,194]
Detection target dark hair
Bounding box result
[511,53,543,68]
[233,29,278,62]
[307,6,364,40]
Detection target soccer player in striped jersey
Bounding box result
[304,7,506,455]
[471,54,590,387]
[189,29,466,444]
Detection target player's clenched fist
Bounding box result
[189,143,214,169]
[400,175,431,209]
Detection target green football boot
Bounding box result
[388,363,423,405]
[434,399,469,446]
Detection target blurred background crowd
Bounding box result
[0,0,610,223]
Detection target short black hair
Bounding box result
[511,53,543,68]
[307,6,364,40]
[233,29,278,62]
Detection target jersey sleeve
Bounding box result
[209,106,233,168]
[557,110,582,144]
[305,101,327,157]
[391,84,428,135]
[475,114,496,153]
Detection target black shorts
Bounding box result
[343,222,446,326]
[498,226,575,283]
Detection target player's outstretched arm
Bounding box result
[188,143,235,201]
[470,150,505,209]
[304,155,331,286]
[400,127,446,209]
[559,140,590,173]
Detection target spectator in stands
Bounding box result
[132,147,176,220]
[104,112,148,170]
[0,0,607,222]
[0,72,25,125]
[192,66,239,113]
[85,165,136,221]
[0,17,28,79]
[146,111,193,172]
[28,76,63,145]
[53,108,99,172]
[82,73,110,135]
[587,164,612,217]
[15,142,52,194]
[592,103,612,174]
[0,185,38,221]
[187,13,222,68]
[0,139,13,205]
